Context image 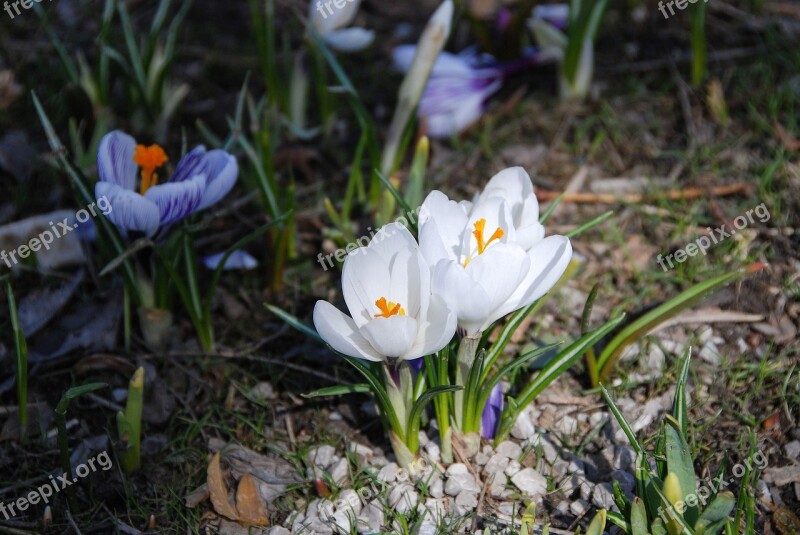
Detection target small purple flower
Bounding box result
[393,46,548,139]
[95,131,238,238]
[481,383,504,440]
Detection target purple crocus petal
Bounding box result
[97,131,139,190]
[144,174,206,228]
[95,182,160,237]
[394,45,480,78]
[422,78,503,138]
[533,4,570,30]
[480,383,504,440]
[408,357,425,376]
[497,7,512,31]
[203,250,258,271]
[170,146,207,183]
[196,150,238,211]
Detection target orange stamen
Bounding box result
[133,144,169,195]
[464,218,505,266]
[374,297,406,319]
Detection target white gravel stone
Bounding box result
[511,468,547,498]
[309,445,336,469]
[347,442,373,458]
[334,489,362,515]
[418,431,430,446]
[445,470,479,496]
[592,482,615,509]
[377,462,399,483]
[785,440,800,460]
[559,474,581,495]
[504,460,522,477]
[614,446,636,471]
[446,463,470,476]
[267,528,290,535]
[496,441,523,460]
[330,510,355,534]
[359,501,384,533]
[474,451,491,465]
[556,415,578,436]
[330,458,349,485]
[580,480,594,501]
[417,522,439,535]
[424,441,441,463]
[429,475,444,498]
[489,471,509,498]
[424,497,446,520]
[570,499,590,516]
[511,411,536,440]
[484,454,510,476]
[388,484,418,514]
[454,491,478,515]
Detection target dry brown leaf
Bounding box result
[236,474,270,526]
[207,452,240,521]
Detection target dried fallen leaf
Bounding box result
[207,452,239,521]
[235,474,269,526]
[774,508,800,535]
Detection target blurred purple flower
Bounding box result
[203,250,258,271]
[481,383,504,439]
[532,4,570,30]
[95,131,238,238]
[392,45,549,139]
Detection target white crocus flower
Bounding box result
[419,168,572,335]
[309,0,375,53]
[313,222,456,362]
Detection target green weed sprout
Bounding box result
[117,367,144,474]
[3,278,28,442]
[600,351,753,535]
[584,263,765,387]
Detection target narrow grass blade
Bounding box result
[596,264,764,384]
[303,384,371,398]
[118,367,144,474]
[672,347,692,435]
[566,210,614,238]
[600,383,644,455]
[5,280,28,441]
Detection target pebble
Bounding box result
[484,454,510,476]
[429,475,444,498]
[504,460,522,477]
[334,489,362,515]
[511,411,536,440]
[592,482,615,509]
[388,484,418,514]
[268,528,290,535]
[570,499,590,516]
[330,510,354,534]
[785,440,800,460]
[445,466,479,495]
[359,502,384,533]
[496,441,523,460]
[348,442,373,459]
[309,445,337,469]
[424,441,441,463]
[611,469,635,497]
[377,462,399,483]
[510,468,547,498]
[556,415,578,436]
[614,446,636,472]
[330,458,349,484]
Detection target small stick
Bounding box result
[537,182,750,204]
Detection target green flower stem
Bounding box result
[453,334,480,430]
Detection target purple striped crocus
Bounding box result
[95,131,238,238]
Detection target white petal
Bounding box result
[464,243,531,327]
[494,235,573,321]
[461,196,516,260]
[324,28,375,52]
[432,260,490,335]
[360,316,418,359]
[482,167,543,250]
[342,247,391,327]
[406,293,457,359]
[310,0,363,34]
[418,190,468,266]
[95,182,160,237]
[313,301,384,362]
[367,221,418,259]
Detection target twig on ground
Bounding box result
[537,182,750,204]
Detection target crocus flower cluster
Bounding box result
[95,131,238,238]
[314,167,572,441]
